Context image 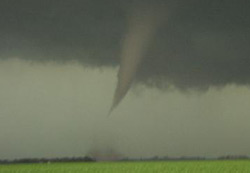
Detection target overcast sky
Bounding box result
[0,0,250,160]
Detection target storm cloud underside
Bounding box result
[1,0,250,91]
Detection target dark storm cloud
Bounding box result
[0,0,127,65]
[1,0,250,89]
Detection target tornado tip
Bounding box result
[108,102,118,117]
[107,106,114,117]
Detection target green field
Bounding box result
[0,160,250,173]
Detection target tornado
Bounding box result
[109,5,166,114]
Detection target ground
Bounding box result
[0,160,250,173]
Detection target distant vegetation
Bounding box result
[0,156,95,164]
[0,155,249,164]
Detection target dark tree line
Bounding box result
[217,155,249,160]
[120,155,249,162]
[1,155,249,164]
[0,156,95,164]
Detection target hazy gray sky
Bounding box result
[1,59,250,160]
[0,0,250,160]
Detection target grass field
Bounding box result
[0,160,250,173]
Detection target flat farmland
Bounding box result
[1,160,250,173]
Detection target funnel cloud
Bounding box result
[111,4,167,112]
